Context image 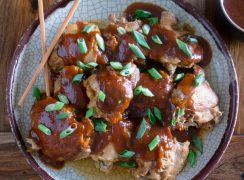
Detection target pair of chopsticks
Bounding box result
[18,0,80,106]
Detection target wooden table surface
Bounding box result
[0,0,243,179]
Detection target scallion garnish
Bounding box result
[59,123,77,139]
[174,73,185,82]
[147,108,156,125]
[178,108,185,117]
[85,107,94,118]
[45,101,64,112]
[82,24,96,33]
[148,135,160,151]
[95,34,105,51]
[58,93,69,104]
[171,116,176,127]
[117,26,126,35]
[77,38,88,54]
[132,30,150,49]
[192,134,203,154]
[147,68,162,80]
[56,112,70,120]
[38,124,51,135]
[187,149,196,167]
[142,24,150,35]
[133,85,154,97]
[77,60,98,70]
[119,149,135,158]
[195,73,204,87]
[148,17,158,25]
[110,61,123,70]
[176,38,192,58]
[98,90,106,102]
[136,118,147,139]
[128,43,146,59]
[152,35,163,44]
[134,9,152,19]
[33,86,41,100]
[72,74,83,84]
[185,35,198,43]
[119,160,137,168]
[94,119,107,132]
[153,107,162,121]
[120,62,134,77]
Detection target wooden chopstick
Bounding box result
[38,0,50,97]
[18,0,80,106]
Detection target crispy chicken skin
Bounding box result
[29,97,94,162]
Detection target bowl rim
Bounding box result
[5,0,239,179]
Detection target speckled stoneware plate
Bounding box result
[6,0,239,179]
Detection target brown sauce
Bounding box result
[224,0,244,29]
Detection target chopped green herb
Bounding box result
[128,43,146,59]
[120,62,134,77]
[134,9,152,19]
[58,93,69,104]
[171,116,177,127]
[82,24,96,33]
[151,35,163,44]
[153,107,162,121]
[142,24,150,35]
[59,123,77,139]
[132,30,150,49]
[148,135,160,151]
[110,61,123,70]
[119,160,137,168]
[45,101,64,112]
[178,108,185,117]
[56,112,70,120]
[133,85,154,97]
[174,73,185,82]
[33,86,41,100]
[134,85,143,96]
[192,134,203,154]
[94,119,107,132]
[85,107,94,118]
[72,74,83,84]
[119,149,135,158]
[77,60,98,70]
[117,26,126,35]
[147,108,156,125]
[136,118,147,139]
[95,34,105,51]
[38,124,51,135]
[187,149,196,167]
[185,35,198,43]
[176,38,192,57]
[194,73,204,87]
[77,38,88,54]
[98,90,106,102]
[147,68,162,80]
[148,17,158,25]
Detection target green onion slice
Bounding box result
[132,30,150,49]
[142,24,150,35]
[72,74,83,84]
[98,90,106,102]
[77,60,98,70]
[152,35,163,44]
[192,134,203,154]
[185,35,198,43]
[59,123,77,139]
[110,61,123,70]
[95,34,105,51]
[133,85,154,97]
[58,93,69,104]
[128,43,146,59]
[45,101,64,112]
[120,62,134,77]
[147,108,156,125]
[82,24,96,33]
[195,73,204,87]
[119,160,137,168]
[134,9,152,19]
[148,135,160,151]
[119,149,135,158]
[33,86,41,100]
[38,124,51,135]
[56,112,70,120]
[134,85,143,96]
[147,68,162,80]
[148,17,158,25]
[94,119,107,132]
[178,108,185,117]
[187,149,196,167]
[153,107,162,121]
[171,116,177,127]
[174,73,185,82]
[136,118,147,139]
[117,26,126,35]
[77,38,88,54]
[176,38,192,57]
[85,107,94,118]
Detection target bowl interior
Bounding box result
[8,0,238,179]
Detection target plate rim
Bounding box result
[5,0,239,179]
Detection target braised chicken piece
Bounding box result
[29,97,94,163]
[84,64,140,123]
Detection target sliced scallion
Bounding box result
[45,101,64,112]
[59,123,77,139]
[85,107,94,118]
[77,38,88,54]
[82,24,96,33]
[132,30,150,49]
[56,112,70,120]
[192,134,203,154]
[128,43,146,59]
[117,26,126,35]
[153,107,162,121]
[187,149,196,167]
[174,73,185,82]
[147,108,156,125]
[120,62,134,77]
[171,116,177,127]
[33,86,41,100]
[95,34,105,51]
[98,90,106,102]
[176,38,192,58]
[148,17,158,25]
[72,74,83,84]
[110,61,123,70]
[178,108,185,117]
[119,149,135,158]
[147,68,162,80]
[136,118,147,139]
[77,60,98,70]
[148,135,160,151]
[38,124,51,136]
[152,35,163,44]
[185,35,198,44]
[58,93,69,104]
[134,9,152,19]
[142,24,150,35]
[195,73,204,87]
[119,160,137,168]
[133,85,154,97]
[94,119,107,132]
